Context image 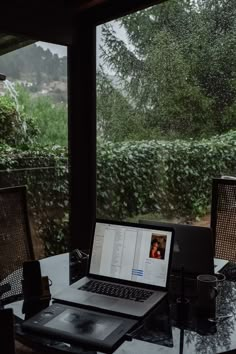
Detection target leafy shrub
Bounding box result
[0,96,17,143]
[0,95,39,146]
[16,85,67,147]
[0,131,236,254]
[97,141,167,219]
[0,145,69,257]
[97,131,236,220]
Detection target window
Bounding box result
[96,1,236,227]
[0,40,68,257]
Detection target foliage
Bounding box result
[16,84,68,147]
[0,86,68,255]
[0,144,69,257]
[0,84,67,148]
[0,131,235,253]
[97,131,236,220]
[0,95,39,146]
[0,96,19,144]
[97,70,161,141]
[99,0,236,140]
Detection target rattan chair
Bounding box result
[0,186,34,306]
[211,177,236,262]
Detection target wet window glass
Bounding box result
[96,1,236,226]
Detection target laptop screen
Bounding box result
[89,221,173,288]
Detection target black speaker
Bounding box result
[0,308,15,354]
[23,260,42,297]
[22,260,43,319]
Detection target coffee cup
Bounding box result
[197,274,218,317]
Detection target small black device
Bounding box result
[22,260,50,319]
[22,303,137,353]
[23,260,42,297]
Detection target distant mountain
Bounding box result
[0,43,67,85]
[36,42,67,58]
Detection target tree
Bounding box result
[99,0,236,140]
[193,0,236,133]
[0,43,67,86]
[97,69,160,141]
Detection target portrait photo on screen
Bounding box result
[149,234,167,260]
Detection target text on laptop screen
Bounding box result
[89,222,173,288]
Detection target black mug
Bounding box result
[197,274,218,317]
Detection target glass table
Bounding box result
[11,253,236,354]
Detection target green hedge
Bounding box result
[97,131,236,219]
[0,131,236,254]
[0,145,69,256]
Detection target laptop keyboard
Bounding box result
[79,280,153,302]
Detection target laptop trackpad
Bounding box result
[88,295,118,307]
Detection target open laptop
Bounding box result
[53,219,174,318]
[139,220,215,277]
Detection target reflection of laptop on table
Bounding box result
[54,219,174,318]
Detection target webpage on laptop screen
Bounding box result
[89,222,172,288]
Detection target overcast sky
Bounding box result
[36,21,125,64]
[36,41,67,57]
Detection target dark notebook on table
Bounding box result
[54,219,174,318]
[22,303,137,353]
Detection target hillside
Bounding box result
[0,43,67,102]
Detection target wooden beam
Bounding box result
[83,0,168,24]
[68,18,96,252]
[71,0,108,11]
[0,36,34,56]
[0,10,73,45]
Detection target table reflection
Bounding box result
[13,255,236,354]
[183,280,236,354]
[131,278,236,354]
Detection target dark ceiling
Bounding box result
[0,0,164,55]
[0,33,34,56]
[0,1,109,47]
